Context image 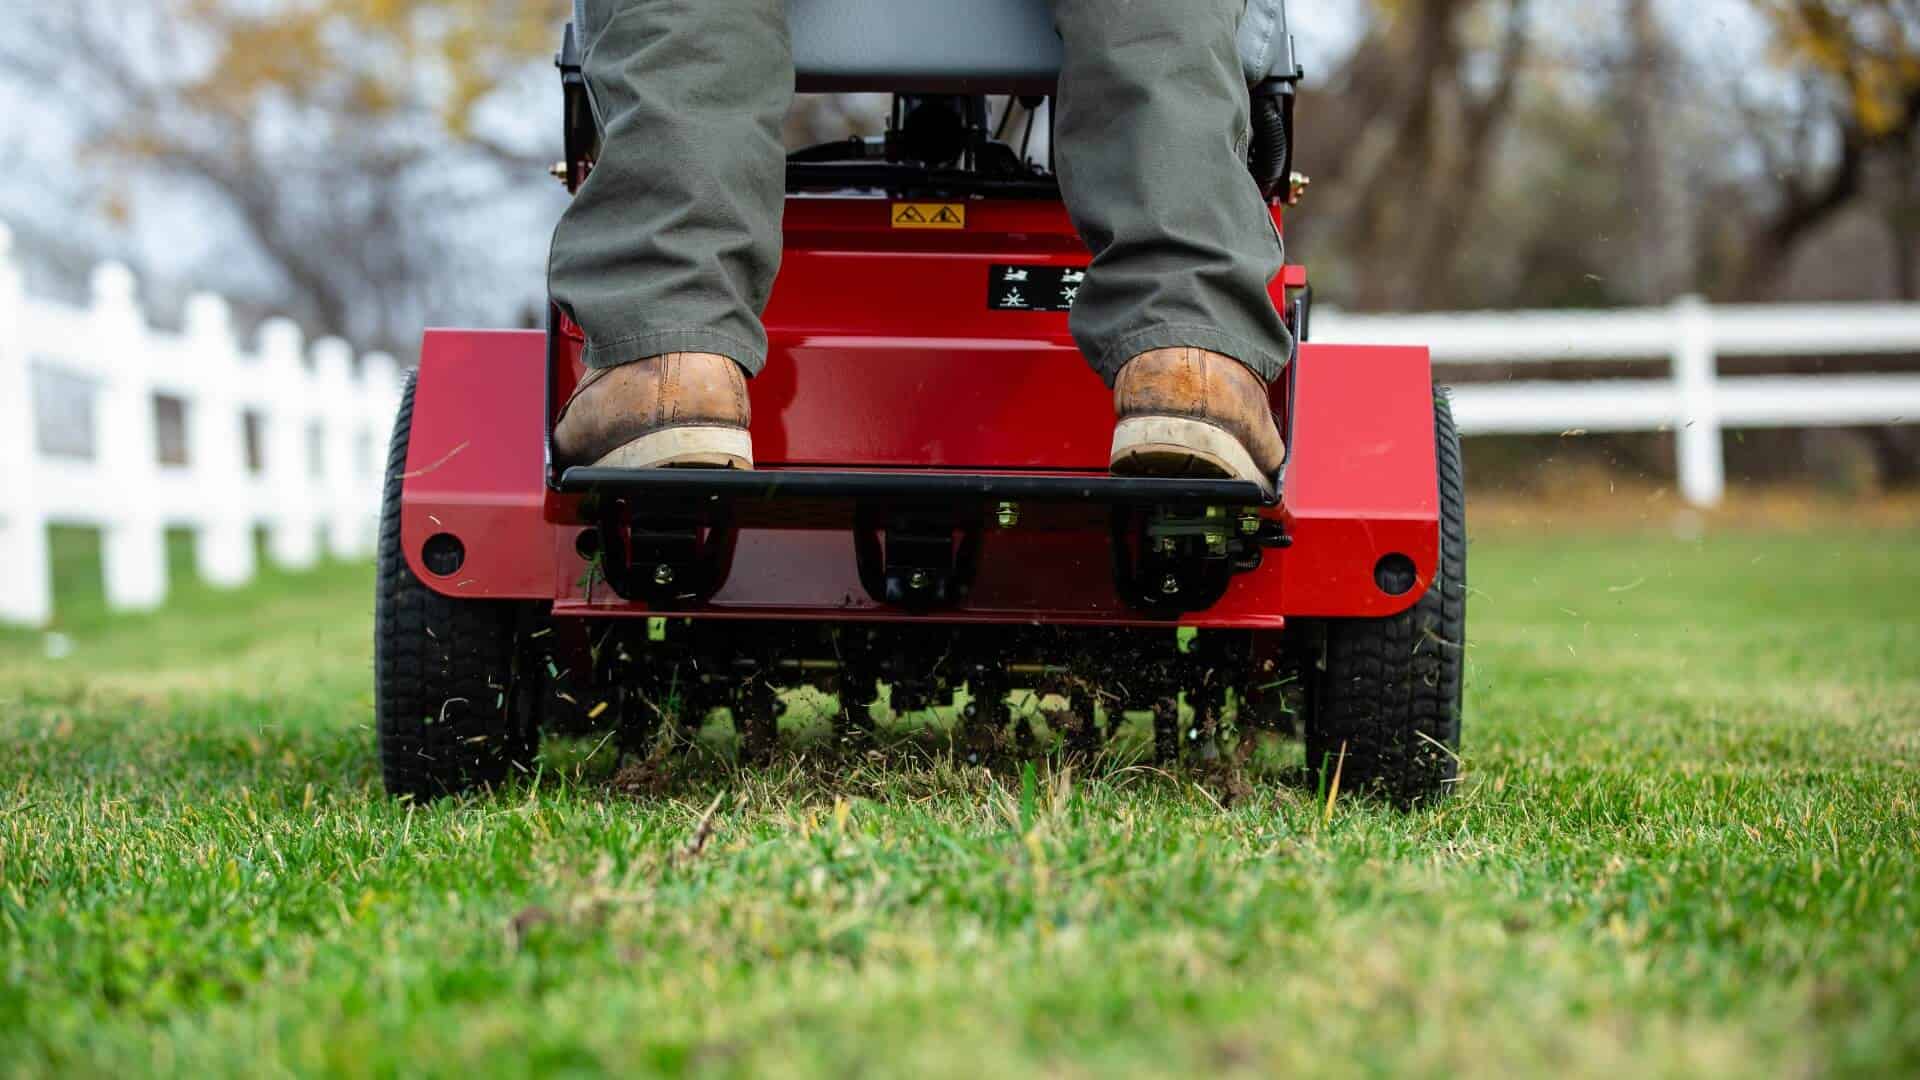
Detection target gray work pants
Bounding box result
[549,0,1292,386]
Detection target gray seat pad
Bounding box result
[789,0,1293,90]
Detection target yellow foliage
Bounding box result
[167,0,553,137]
[1761,0,1920,137]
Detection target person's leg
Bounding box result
[1050,0,1290,492]
[548,0,791,469]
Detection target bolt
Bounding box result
[652,564,675,586]
[1240,513,1261,535]
[909,570,930,591]
[548,160,569,182]
[1160,574,1181,595]
[996,502,1019,528]
[1156,536,1178,554]
[1206,533,1228,556]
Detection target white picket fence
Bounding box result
[0,224,402,626]
[1320,297,1920,506]
[3,214,1919,626]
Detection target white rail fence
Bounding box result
[0,225,402,626]
[1320,297,1920,506]
[2,218,1918,626]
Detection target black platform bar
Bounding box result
[786,163,1060,199]
[558,467,1276,507]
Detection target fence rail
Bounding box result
[1319,297,1920,506]
[0,224,401,626]
[3,220,1918,627]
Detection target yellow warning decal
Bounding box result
[892,202,966,230]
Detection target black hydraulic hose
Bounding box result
[787,137,874,164]
[1248,90,1290,201]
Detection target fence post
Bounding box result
[260,318,321,570]
[1672,295,1725,508]
[313,337,361,559]
[185,292,256,587]
[361,352,401,546]
[93,263,169,612]
[0,223,51,626]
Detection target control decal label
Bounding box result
[988,264,1086,312]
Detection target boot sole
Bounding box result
[1110,416,1276,499]
[589,426,754,471]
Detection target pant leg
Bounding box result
[548,0,792,374]
[1049,0,1293,386]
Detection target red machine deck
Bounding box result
[399,198,1438,628]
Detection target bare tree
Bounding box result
[0,2,558,354]
[1732,0,1920,298]
[1623,0,1694,303]
[1295,0,1535,310]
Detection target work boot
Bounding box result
[553,352,754,470]
[1109,347,1286,497]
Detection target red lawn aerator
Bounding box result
[374,3,1466,803]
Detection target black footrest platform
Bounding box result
[557,467,1277,508]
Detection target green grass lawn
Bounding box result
[2,521,1916,1077]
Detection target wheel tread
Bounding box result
[1306,390,1467,804]
[374,375,537,798]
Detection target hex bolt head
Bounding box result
[996,502,1019,528]
[1156,537,1178,554]
[653,564,675,586]
[1160,574,1181,595]
[1239,514,1261,535]
[1206,533,1228,556]
[909,570,930,591]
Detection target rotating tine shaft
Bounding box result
[600,621,1242,768]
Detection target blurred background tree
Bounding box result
[1290,0,1920,310]
[1733,0,1920,298]
[0,0,1914,349]
[0,0,560,354]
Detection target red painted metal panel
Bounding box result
[1276,344,1440,616]
[750,339,1113,468]
[400,330,553,598]
[403,198,1434,624]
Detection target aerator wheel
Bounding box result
[374,375,540,799]
[1303,391,1467,805]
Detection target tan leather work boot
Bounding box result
[1109,347,1286,497]
[553,352,753,470]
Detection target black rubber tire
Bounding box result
[374,374,539,799]
[1304,391,1467,805]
